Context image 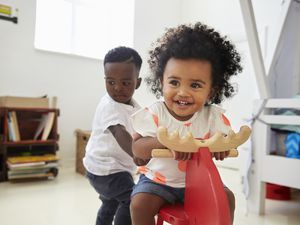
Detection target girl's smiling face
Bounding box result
[162,58,213,121]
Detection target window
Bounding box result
[34,0,134,59]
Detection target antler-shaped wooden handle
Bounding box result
[152,125,251,158]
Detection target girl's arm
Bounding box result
[132,132,165,160]
[133,132,192,161]
[212,151,230,160]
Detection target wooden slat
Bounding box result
[261,115,300,125]
[265,98,300,108]
[239,0,270,98]
[265,0,292,75]
[261,155,300,189]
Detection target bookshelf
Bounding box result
[0,107,60,182]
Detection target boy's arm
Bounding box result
[108,124,133,157]
[132,132,165,160]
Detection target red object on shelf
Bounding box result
[266,183,291,200]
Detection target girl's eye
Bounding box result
[191,82,202,89]
[169,80,179,87]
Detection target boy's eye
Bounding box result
[123,81,132,86]
[169,80,179,87]
[106,80,115,85]
[191,82,202,89]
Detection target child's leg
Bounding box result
[97,195,119,225]
[113,174,134,225]
[130,175,184,225]
[130,192,166,225]
[86,171,134,225]
[224,186,235,225]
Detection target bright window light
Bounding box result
[34,0,134,59]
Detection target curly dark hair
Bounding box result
[104,46,142,72]
[146,22,242,104]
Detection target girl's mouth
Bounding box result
[176,100,191,106]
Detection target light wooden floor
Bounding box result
[0,163,299,225]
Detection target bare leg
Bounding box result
[224,187,235,225]
[130,193,167,225]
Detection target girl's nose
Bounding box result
[178,87,189,97]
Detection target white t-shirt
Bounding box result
[132,101,231,188]
[83,94,140,176]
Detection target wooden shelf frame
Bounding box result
[0,107,60,182]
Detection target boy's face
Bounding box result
[162,58,213,121]
[104,62,141,105]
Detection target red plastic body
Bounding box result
[156,147,231,225]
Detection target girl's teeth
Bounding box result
[178,101,188,105]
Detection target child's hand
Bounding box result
[171,150,192,161]
[133,156,150,166]
[212,151,230,160]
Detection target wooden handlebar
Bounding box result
[151,148,239,158]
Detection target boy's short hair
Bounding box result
[104,46,142,72]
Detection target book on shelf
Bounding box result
[11,111,20,141]
[7,111,20,141]
[7,161,59,169]
[33,113,55,140]
[7,113,15,141]
[41,113,55,140]
[8,162,59,171]
[8,167,58,180]
[33,96,57,140]
[7,161,46,169]
[33,114,48,140]
[7,154,58,164]
[8,171,56,180]
[8,167,53,176]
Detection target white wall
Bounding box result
[181,0,247,41]
[0,0,291,169]
[133,0,183,105]
[267,0,300,98]
[0,0,183,164]
[0,0,103,164]
[251,0,292,73]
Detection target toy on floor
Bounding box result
[152,125,251,225]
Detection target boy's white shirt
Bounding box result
[132,101,231,188]
[83,93,140,176]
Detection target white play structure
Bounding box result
[240,0,300,214]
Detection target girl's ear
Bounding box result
[207,88,215,103]
[135,77,142,89]
[160,77,164,88]
[159,78,164,95]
